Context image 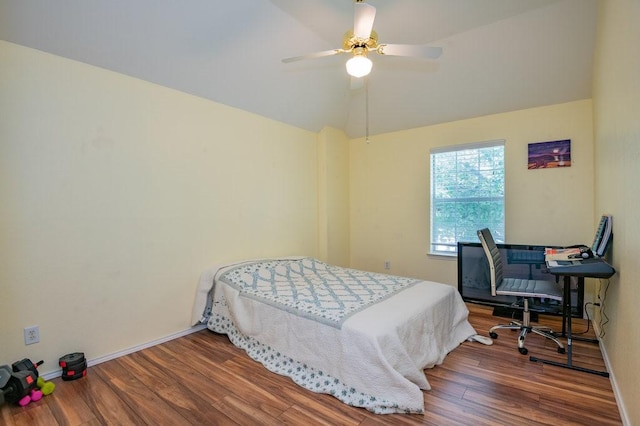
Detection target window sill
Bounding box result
[427,252,458,260]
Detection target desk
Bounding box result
[529,257,615,377]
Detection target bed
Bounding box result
[191,257,476,414]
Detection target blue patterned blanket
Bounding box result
[218,258,420,328]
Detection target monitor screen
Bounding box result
[592,215,613,257]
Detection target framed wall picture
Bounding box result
[528,139,571,169]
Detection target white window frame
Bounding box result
[429,140,505,255]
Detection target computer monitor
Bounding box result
[591,215,613,257]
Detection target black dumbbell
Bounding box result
[12,359,43,378]
[0,365,37,406]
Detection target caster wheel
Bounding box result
[558,347,566,354]
[519,347,528,355]
[489,332,498,339]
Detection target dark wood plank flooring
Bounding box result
[1,304,622,425]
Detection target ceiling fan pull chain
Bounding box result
[365,77,370,144]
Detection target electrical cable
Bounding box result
[576,302,594,335]
[598,278,611,338]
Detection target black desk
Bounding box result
[530,257,615,377]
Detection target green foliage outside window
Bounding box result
[430,142,505,254]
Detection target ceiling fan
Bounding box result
[281,0,442,78]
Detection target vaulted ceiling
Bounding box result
[0,0,597,138]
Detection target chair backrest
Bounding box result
[477,228,503,296]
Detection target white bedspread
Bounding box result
[192,257,476,414]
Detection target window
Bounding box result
[430,140,505,255]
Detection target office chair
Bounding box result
[477,228,565,355]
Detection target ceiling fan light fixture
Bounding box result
[346,55,372,78]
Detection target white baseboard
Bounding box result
[593,322,630,426]
[41,324,207,381]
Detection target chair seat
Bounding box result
[496,278,563,301]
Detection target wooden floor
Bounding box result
[1,304,622,425]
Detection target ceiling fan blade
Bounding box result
[353,2,376,40]
[377,44,443,59]
[282,49,343,63]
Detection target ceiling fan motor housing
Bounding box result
[343,30,378,51]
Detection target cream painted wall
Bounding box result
[592,1,640,424]
[317,127,350,267]
[0,41,318,375]
[349,100,595,287]
[2,11,635,419]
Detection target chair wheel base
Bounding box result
[519,347,528,355]
[558,347,566,354]
[489,332,498,339]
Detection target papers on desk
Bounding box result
[544,247,583,261]
[546,259,581,267]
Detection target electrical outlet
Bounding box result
[24,326,40,345]
[384,260,391,270]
